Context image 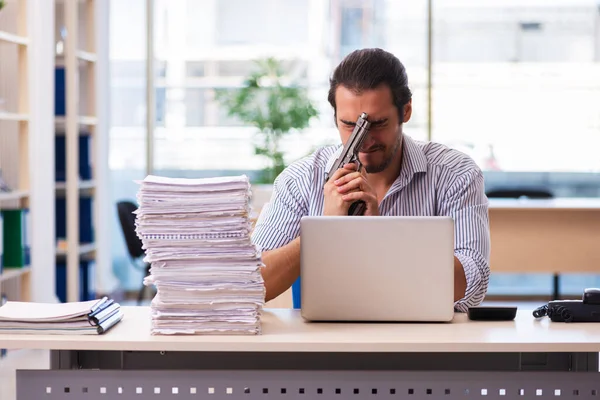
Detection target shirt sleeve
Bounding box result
[438,167,491,312]
[251,170,309,252]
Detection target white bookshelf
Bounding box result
[54,0,109,303]
[0,0,31,303]
[55,180,96,190]
[54,115,98,127]
[0,112,28,122]
[0,0,56,304]
[0,30,28,45]
[56,241,96,257]
[0,190,28,202]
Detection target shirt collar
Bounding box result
[400,134,428,178]
[323,134,427,180]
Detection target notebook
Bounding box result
[0,297,123,335]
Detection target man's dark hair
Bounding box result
[327,48,412,122]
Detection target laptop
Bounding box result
[299,216,455,322]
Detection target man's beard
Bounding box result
[364,135,402,174]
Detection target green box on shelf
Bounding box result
[0,212,3,273]
[1,208,30,268]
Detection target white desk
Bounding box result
[2,306,600,399]
[488,198,600,275]
[2,306,600,353]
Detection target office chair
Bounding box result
[117,200,150,305]
[486,187,560,299]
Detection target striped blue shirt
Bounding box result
[252,134,490,312]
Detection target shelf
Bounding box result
[78,116,98,126]
[0,266,31,284]
[0,190,29,202]
[78,243,96,255]
[0,112,29,122]
[55,180,96,190]
[77,50,97,63]
[0,31,29,46]
[55,116,98,127]
[56,53,97,68]
[56,242,96,257]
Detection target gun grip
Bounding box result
[348,200,366,216]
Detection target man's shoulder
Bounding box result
[415,139,481,175]
[279,145,340,180]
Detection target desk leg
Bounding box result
[49,350,76,370]
[571,352,599,372]
[49,350,598,372]
[50,350,124,370]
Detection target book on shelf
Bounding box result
[55,260,96,303]
[0,212,3,273]
[55,134,92,182]
[0,294,6,358]
[0,297,123,335]
[1,208,30,268]
[55,196,95,246]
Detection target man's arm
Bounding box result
[261,237,301,302]
[439,167,491,312]
[251,168,309,302]
[453,256,467,302]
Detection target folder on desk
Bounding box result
[0,297,123,335]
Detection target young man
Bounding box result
[251,48,490,312]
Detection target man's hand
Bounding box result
[326,163,380,216]
[323,163,358,216]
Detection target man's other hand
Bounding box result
[334,166,379,216]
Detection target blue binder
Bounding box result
[55,196,95,244]
[55,67,66,116]
[55,135,92,182]
[55,260,95,303]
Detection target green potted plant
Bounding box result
[215,57,318,184]
[0,1,4,11]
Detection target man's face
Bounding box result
[335,84,411,173]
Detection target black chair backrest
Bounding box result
[486,188,553,199]
[117,200,145,259]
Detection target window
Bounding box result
[185,88,205,126]
[109,0,600,296]
[215,0,309,46]
[186,61,205,78]
[432,3,600,173]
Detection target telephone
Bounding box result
[533,288,600,322]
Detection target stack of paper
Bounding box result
[135,174,265,335]
[0,297,123,335]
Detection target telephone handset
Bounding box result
[533,288,600,322]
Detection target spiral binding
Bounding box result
[142,232,246,240]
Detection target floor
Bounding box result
[0,349,49,400]
[0,301,542,400]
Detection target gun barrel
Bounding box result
[352,112,371,153]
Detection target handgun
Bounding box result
[325,112,371,216]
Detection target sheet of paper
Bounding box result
[135,174,265,335]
